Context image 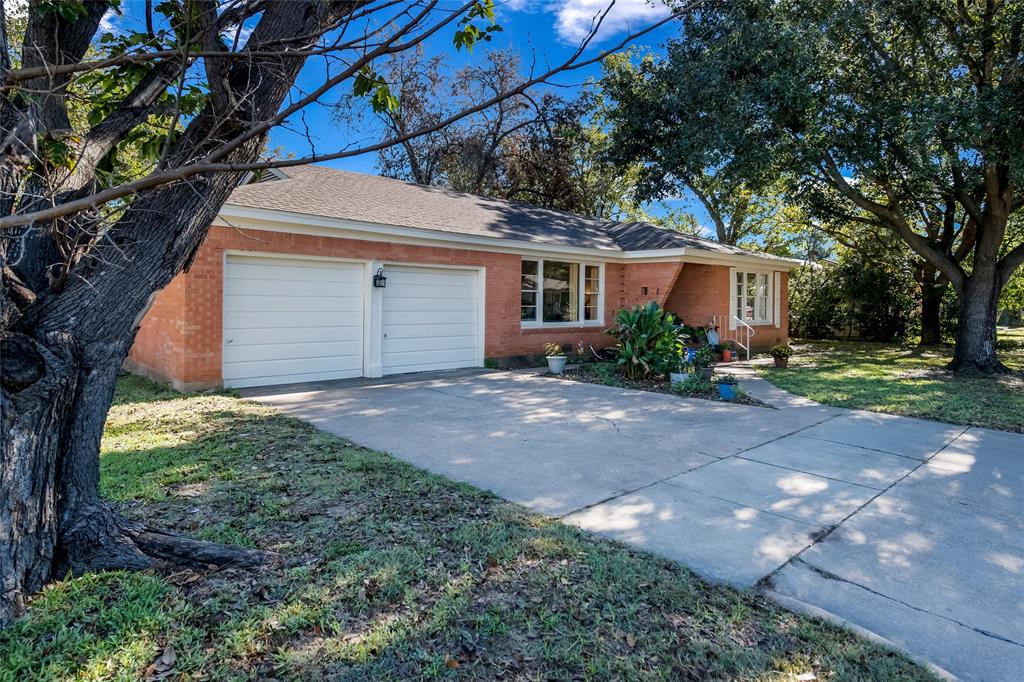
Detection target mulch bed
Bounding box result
[547,363,773,408]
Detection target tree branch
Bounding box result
[0,2,693,231]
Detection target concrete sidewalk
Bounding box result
[245,368,1024,681]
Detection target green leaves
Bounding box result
[34,0,90,23]
[453,0,502,53]
[353,67,399,114]
[607,302,683,380]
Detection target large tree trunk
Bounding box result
[919,271,946,346]
[948,273,1005,374]
[1,284,276,627]
[0,0,358,626]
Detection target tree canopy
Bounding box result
[602,0,1024,372]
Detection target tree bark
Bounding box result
[1,0,358,625]
[948,274,1006,374]
[919,269,947,346]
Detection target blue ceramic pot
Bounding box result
[718,383,737,401]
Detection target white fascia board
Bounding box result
[676,251,803,271]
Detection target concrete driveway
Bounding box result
[245,369,1023,681]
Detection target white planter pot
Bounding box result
[670,372,691,387]
[546,356,567,374]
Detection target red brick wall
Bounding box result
[663,263,731,329]
[661,264,789,350]
[126,275,186,386]
[128,226,789,387]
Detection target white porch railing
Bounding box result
[712,314,755,361]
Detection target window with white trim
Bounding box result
[734,270,772,324]
[521,259,602,325]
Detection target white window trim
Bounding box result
[730,268,776,327]
[520,258,605,329]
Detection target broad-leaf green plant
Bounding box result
[607,303,683,380]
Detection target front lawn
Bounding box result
[0,376,934,681]
[758,329,1024,432]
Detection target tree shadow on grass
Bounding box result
[0,378,938,681]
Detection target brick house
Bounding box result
[127,166,799,390]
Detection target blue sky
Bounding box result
[102,1,697,223]
[268,1,677,171]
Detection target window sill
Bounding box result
[521,322,605,331]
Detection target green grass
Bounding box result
[758,328,1024,432]
[0,375,936,681]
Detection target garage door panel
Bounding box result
[223,367,362,389]
[384,268,476,287]
[225,294,362,314]
[381,347,478,372]
[223,339,364,364]
[224,277,362,299]
[382,309,476,326]
[382,283,476,300]
[223,325,360,346]
[383,335,477,354]
[223,354,362,379]
[223,256,364,387]
[227,260,363,284]
[381,266,481,375]
[383,296,476,313]
[225,309,363,331]
[382,322,476,340]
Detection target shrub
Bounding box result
[673,374,712,395]
[769,344,793,359]
[543,342,565,357]
[692,344,714,369]
[607,302,682,380]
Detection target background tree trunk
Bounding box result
[919,273,946,346]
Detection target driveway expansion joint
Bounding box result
[788,559,1024,649]
[761,424,973,587]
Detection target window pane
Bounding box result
[521,259,539,291]
[521,292,536,306]
[584,265,600,320]
[521,306,536,321]
[542,261,579,322]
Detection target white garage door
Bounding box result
[223,255,364,388]
[381,265,481,375]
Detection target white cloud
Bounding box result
[550,0,671,44]
[99,8,123,36]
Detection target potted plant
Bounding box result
[721,340,734,362]
[715,374,739,401]
[544,342,567,373]
[770,344,793,368]
[670,360,695,387]
[693,345,715,379]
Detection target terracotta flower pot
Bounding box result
[722,349,732,362]
[773,357,789,368]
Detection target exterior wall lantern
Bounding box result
[373,267,387,288]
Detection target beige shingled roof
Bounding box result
[225,165,798,264]
[227,165,621,251]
